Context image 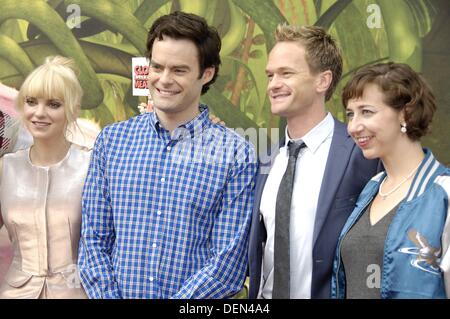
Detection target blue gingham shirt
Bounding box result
[78,105,258,299]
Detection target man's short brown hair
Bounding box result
[342,62,436,140]
[275,24,343,101]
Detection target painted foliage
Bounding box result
[0,0,448,163]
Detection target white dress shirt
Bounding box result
[259,113,334,299]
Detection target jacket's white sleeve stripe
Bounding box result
[371,171,385,182]
[407,155,434,202]
[418,161,440,197]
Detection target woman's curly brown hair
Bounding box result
[342,62,436,140]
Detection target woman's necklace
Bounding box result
[378,161,422,200]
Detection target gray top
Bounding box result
[341,202,398,299]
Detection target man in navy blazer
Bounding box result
[248,25,379,299]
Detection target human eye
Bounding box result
[174,68,187,75]
[150,63,162,72]
[345,110,354,119]
[48,100,62,109]
[362,109,374,116]
[266,73,273,81]
[25,97,38,106]
[281,70,295,78]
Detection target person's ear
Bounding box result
[316,70,332,96]
[201,67,215,85]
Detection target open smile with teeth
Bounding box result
[156,88,181,96]
[271,92,291,100]
[355,136,372,143]
[32,121,51,127]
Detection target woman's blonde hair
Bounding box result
[16,56,83,127]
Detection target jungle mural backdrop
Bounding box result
[0,0,449,282]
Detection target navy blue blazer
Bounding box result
[248,118,380,299]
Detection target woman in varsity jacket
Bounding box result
[331,62,450,299]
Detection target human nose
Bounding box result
[34,102,47,117]
[267,74,282,92]
[347,115,363,136]
[159,69,173,85]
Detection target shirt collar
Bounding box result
[284,112,334,154]
[148,104,210,140]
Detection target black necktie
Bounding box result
[272,141,306,299]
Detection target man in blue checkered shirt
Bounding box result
[77,11,258,299]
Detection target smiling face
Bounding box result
[148,36,214,121]
[23,96,68,142]
[346,83,406,160]
[16,56,83,145]
[265,41,321,119]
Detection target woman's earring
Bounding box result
[400,123,407,133]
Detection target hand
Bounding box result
[209,114,225,126]
[137,99,153,114]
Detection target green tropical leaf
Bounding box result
[0,19,28,42]
[377,0,422,70]
[0,34,34,76]
[223,56,261,105]
[179,0,208,16]
[220,0,247,57]
[134,0,170,23]
[333,2,379,70]
[0,39,133,83]
[201,86,259,131]
[249,49,263,59]
[252,34,266,46]
[404,0,436,37]
[0,0,103,108]
[232,0,287,52]
[65,0,147,55]
[315,0,352,29]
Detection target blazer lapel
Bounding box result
[312,118,354,246]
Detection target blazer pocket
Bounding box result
[4,267,33,288]
[333,195,358,210]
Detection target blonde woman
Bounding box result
[0,56,90,298]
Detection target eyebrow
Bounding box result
[358,104,376,109]
[265,67,296,74]
[150,60,191,71]
[346,104,376,111]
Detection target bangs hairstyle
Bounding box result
[275,24,343,101]
[342,62,436,140]
[16,56,83,125]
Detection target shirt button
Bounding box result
[157,211,162,216]
[149,276,154,282]
[160,177,165,182]
[167,146,171,151]
[152,243,157,248]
